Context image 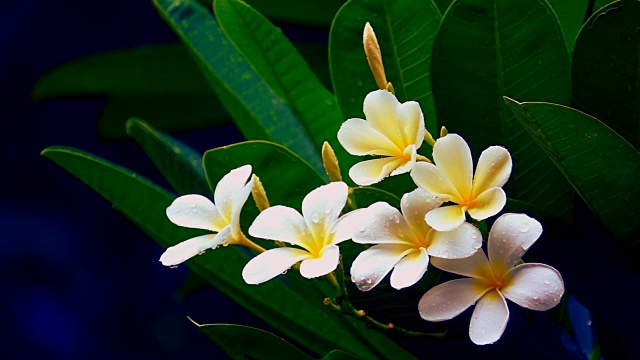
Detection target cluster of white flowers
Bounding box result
[160,53,563,344]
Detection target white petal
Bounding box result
[501,263,564,311]
[467,187,506,221]
[401,188,443,239]
[469,290,510,345]
[431,249,492,280]
[350,243,414,291]
[299,244,340,279]
[229,175,255,239]
[248,205,311,248]
[389,144,417,177]
[425,205,467,232]
[471,146,512,198]
[332,209,368,245]
[419,278,487,321]
[242,247,311,285]
[214,165,252,223]
[166,194,226,231]
[428,222,482,259]
[351,202,415,245]
[390,248,429,290]
[337,118,401,156]
[160,228,231,266]
[363,90,404,147]
[396,100,425,149]
[348,157,405,186]
[410,162,463,202]
[488,213,543,269]
[432,134,473,200]
[302,182,348,243]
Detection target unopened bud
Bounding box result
[251,174,270,212]
[424,131,436,147]
[440,126,448,138]
[363,22,388,90]
[323,298,331,306]
[385,82,395,95]
[387,323,395,329]
[322,141,342,182]
[357,310,366,317]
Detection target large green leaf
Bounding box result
[214,0,345,174]
[126,118,210,195]
[194,323,315,360]
[546,0,589,52]
[32,43,230,140]
[433,0,452,14]
[504,99,640,250]
[199,0,346,27]
[329,0,442,135]
[572,0,640,148]
[153,0,324,172]
[41,146,411,358]
[430,0,575,220]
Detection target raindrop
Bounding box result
[282,269,288,275]
[198,250,206,255]
[543,280,550,285]
[359,226,366,232]
[518,223,530,233]
[587,320,592,326]
[190,203,196,208]
[170,265,179,269]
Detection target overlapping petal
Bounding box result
[400,188,443,237]
[299,245,340,279]
[469,290,509,345]
[160,227,231,267]
[302,182,348,242]
[337,118,399,156]
[351,202,414,245]
[431,250,492,280]
[488,213,542,269]
[166,194,226,232]
[424,204,468,232]
[466,187,506,221]
[432,134,473,199]
[419,278,487,321]
[248,205,310,248]
[348,157,406,186]
[242,247,311,285]
[410,162,463,202]
[471,146,512,198]
[350,243,414,291]
[214,165,253,223]
[427,222,482,259]
[332,209,368,245]
[390,248,429,289]
[396,101,425,148]
[501,263,564,311]
[362,90,405,147]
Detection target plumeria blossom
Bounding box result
[419,213,564,345]
[159,165,254,267]
[243,181,361,284]
[411,133,512,232]
[337,89,425,186]
[351,188,482,291]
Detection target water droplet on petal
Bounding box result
[170,265,179,269]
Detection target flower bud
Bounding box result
[363,22,388,90]
[322,141,343,182]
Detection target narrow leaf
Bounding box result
[431,0,575,220]
[504,98,640,249]
[572,0,640,148]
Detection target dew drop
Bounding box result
[543,280,550,285]
[480,328,487,335]
[518,223,530,233]
[170,265,179,269]
[359,226,366,232]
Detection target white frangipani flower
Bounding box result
[243,182,360,285]
[160,165,255,267]
[419,213,564,345]
[410,133,512,232]
[337,89,426,186]
[350,188,482,291]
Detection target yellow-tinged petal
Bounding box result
[248,205,311,249]
[396,100,425,148]
[349,156,405,186]
[214,165,253,223]
[425,204,467,232]
[431,249,493,280]
[400,188,443,240]
[390,248,429,290]
[302,182,348,245]
[166,194,227,232]
[351,202,415,245]
[299,244,340,279]
[337,118,400,156]
[469,290,509,345]
[410,162,463,202]
[432,134,473,200]
[428,222,482,259]
[501,263,564,311]
[242,247,311,285]
[471,146,512,198]
[467,187,506,221]
[363,90,405,148]
[487,213,542,269]
[419,278,488,321]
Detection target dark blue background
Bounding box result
[1,0,639,359]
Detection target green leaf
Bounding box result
[432,0,452,14]
[322,350,362,360]
[572,0,640,148]
[41,146,405,358]
[126,118,210,195]
[593,0,615,12]
[329,0,442,135]
[32,43,230,140]
[193,322,314,360]
[546,0,590,52]
[214,0,344,175]
[153,0,324,173]
[503,99,640,250]
[430,0,575,221]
